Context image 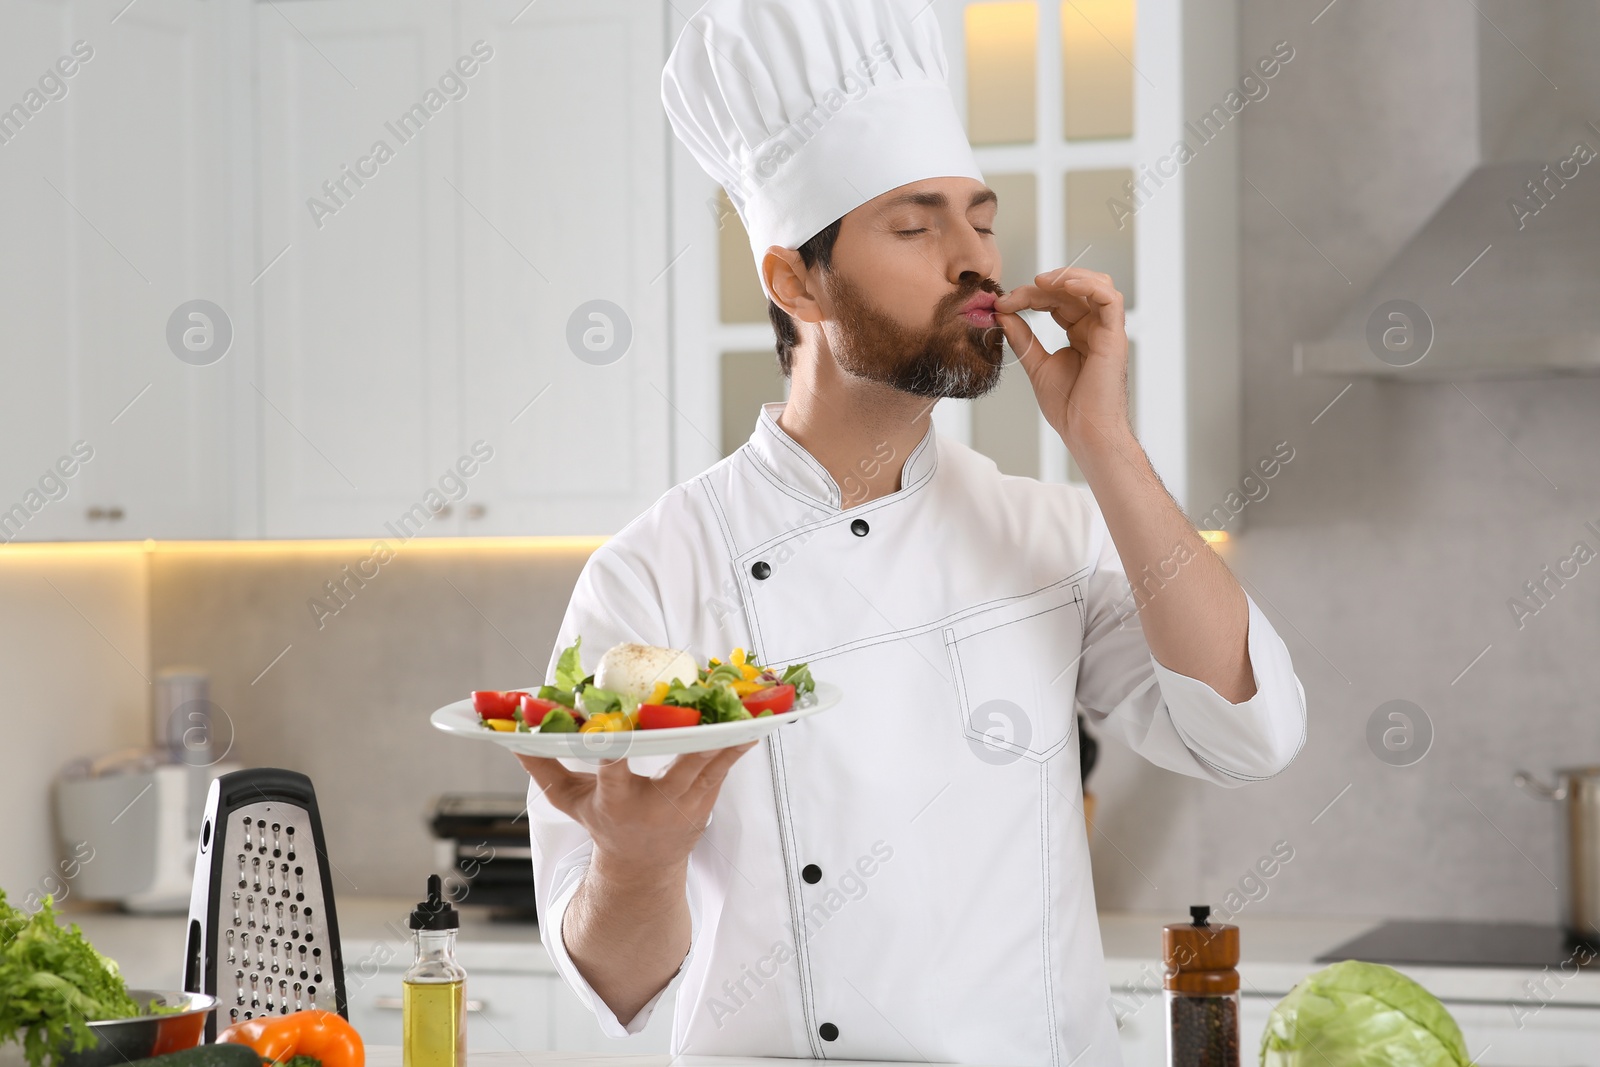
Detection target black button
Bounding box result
[801,864,821,884]
[850,518,869,537]
[819,1022,838,1041]
[751,560,771,580]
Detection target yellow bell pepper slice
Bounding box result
[739,663,760,681]
[647,681,670,705]
[579,711,629,733]
[731,679,764,696]
[730,647,746,667]
[486,718,517,732]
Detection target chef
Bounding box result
[520,0,1306,1064]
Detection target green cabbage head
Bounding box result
[1260,960,1472,1067]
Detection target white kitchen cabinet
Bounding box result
[252,0,463,539]
[342,963,673,1055]
[344,967,552,1053]
[452,0,672,537]
[249,0,672,539]
[0,0,234,541]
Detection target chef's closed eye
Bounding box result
[439,471,468,500]
[1240,473,1269,503]
[838,871,867,901]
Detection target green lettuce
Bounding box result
[0,889,175,1067]
[579,686,638,718]
[662,681,751,724]
[538,707,578,733]
[779,662,815,697]
[1260,960,1472,1066]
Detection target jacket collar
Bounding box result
[742,400,939,512]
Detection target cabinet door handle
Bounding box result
[87,507,105,520]
[107,506,124,521]
[437,504,453,518]
[371,996,486,1013]
[466,504,487,520]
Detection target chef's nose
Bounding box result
[946,220,999,287]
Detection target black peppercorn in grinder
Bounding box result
[1163,905,1241,1067]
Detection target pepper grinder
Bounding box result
[1163,905,1240,1067]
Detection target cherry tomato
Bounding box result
[741,684,795,716]
[638,704,703,730]
[472,690,522,720]
[518,694,563,727]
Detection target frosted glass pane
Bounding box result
[721,349,787,456]
[987,172,1037,291]
[718,188,769,324]
[965,3,1037,145]
[1065,168,1135,308]
[1061,0,1135,140]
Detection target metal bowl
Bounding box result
[58,990,218,1067]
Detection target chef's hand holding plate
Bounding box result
[517,742,758,869]
[992,267,1131,461]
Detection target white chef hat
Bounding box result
[662,0,984,301]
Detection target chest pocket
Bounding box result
[942,578,1086,764]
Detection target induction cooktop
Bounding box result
[1316,920,1600,970]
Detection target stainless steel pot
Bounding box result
[1514,766,1600,939]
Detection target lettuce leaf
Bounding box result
[537,707,578,733]
[553,639,585,691]
[779,662,815,697]
[0,889,173,1067]
[662,681,751,724]
[579,686,638,718]
[1260,960,1472,1066]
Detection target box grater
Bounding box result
[181,768,348,1039]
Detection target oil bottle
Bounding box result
[403,874,466,1067]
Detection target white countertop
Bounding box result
[60,899,1600,1009]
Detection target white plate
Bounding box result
[430,682,843,759]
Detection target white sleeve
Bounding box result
[526,544,701,1036]
[1072,506,1307,787]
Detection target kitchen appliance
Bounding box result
[54,754,241,913]
[428,794,536,922]
[182,768,349,1039]
[1514,766,1600,940]
[1318,919,1597,969]
[52,667,239,913]
[154,668,214,764]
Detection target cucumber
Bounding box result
[126,1045,265,1067]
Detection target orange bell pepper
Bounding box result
[217,1009,364,1067]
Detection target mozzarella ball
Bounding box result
[594,643,700,702]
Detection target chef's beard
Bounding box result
[823,273,1007,399]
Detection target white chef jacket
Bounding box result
[527,401,1306,1066]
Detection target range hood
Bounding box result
[1295,3,1600,379]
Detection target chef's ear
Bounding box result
[762,246,826,325]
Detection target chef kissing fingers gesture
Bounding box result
[991,266,1130,460]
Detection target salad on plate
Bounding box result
[469,638,816,735]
